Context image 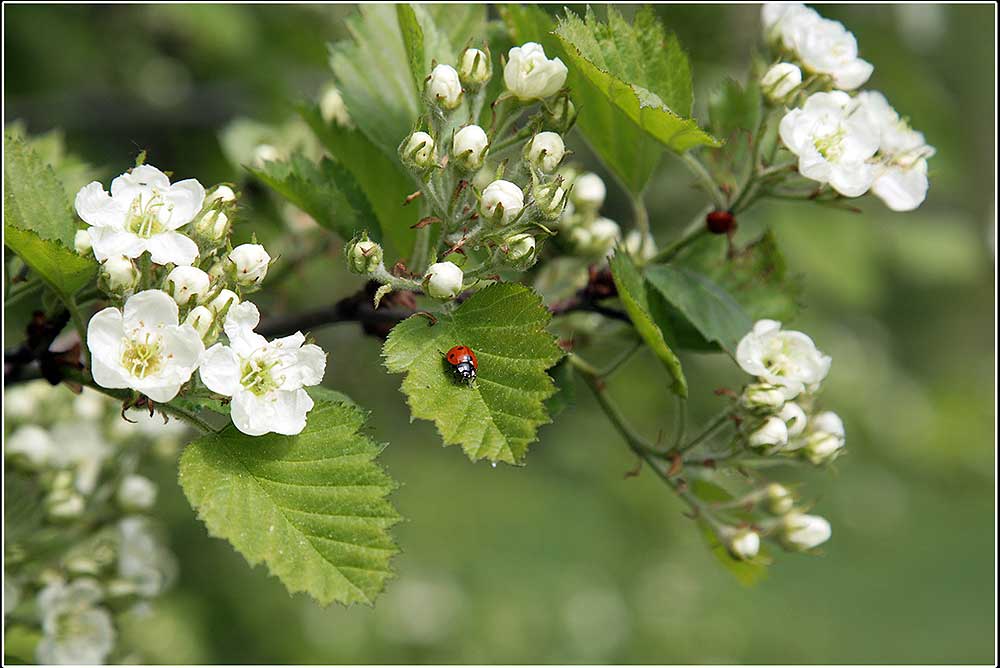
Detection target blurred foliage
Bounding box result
[4,3,995,663]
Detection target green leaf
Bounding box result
[178,399,401,606]
[396,5,427,93]
[383,283,564,464]
[645,265,752,355]
[708,77,762,140]
[4,225,97,301]
[329,5,421,160]
[550,7,719,193]
[3,132,79,246]
[299,103,416,259]
[424,5,487,55]
[544,357,577,418]
[608,250,687,397]
[247,153,380,244]
[674,230,803,323]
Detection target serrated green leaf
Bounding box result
[609,250,687,397]
[645,265,752,355]
[299,103,416,259]
[383,283,564,464]
[3,132,79,246]
[4,225,97,300]
[178,399,401,606]
[396,5,427,93]
[329,5,421,160]
[673,230,802,323]
[247,153,380,243]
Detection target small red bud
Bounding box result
[706,210,736,235]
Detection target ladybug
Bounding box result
[445,345,478,383]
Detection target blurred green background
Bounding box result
[4,3,995,664]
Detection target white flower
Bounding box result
[459,47,492,87]
[118,517,177,597]
[736,319,831,400]
[624,230,657,262]
[74,164,204,265]
[803,410,846,464]
[48,423,113,495]
[481,179,524,226]
[748,415,789,449]
[199,301,326,436]
[778,401,808,437]
[504,42,567,100]
[229,243,271,286]
[164,265,210,305]
[762,3,819,46]
[423,262,464,301]
[319,85,352,127]
[761,62,802,102]
[5,424,54,468]
[570,172,606,210]
[765,483,795,515]
[36,578,115,666]
[587,217,622,256]
[789,15,873,90]
[526,132,566,172]
[400,131,437,169]
[117,474,157,511]
[87,289,205,402]
[206,184,237,204]
[727,529,761,561]
[427,64,463,109]
[871,158,931,212]
[74,229,93,255]
[781,512,832,550]
[452,125,489,171]
[779,91,881,197]
[99,255,140,294]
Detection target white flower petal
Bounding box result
[88,227,146,262]
[199,344,241,396]
[160,179,206,229]
[123,290,179,331]
[145,231,199,266]
[110,164,170,200]
[872,161,929,212]
[74,182,122,228]
[132,381,183,403]
[159,325,205,378]
[230,388,314,436]
[87,307,125,359]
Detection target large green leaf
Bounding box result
[673,229,803,323]
[247,153,380,243]
[3,226,97,300]
[178,399,400,606]
[383,283,564,464]
[299,103,416,260]
[329,5,420,160]
[3,132,79,246]
[396,5,427,93]
[645,265,752,355]
[608,250,687,397]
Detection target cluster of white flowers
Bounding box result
[763,4,935,210]
[554,170,637,261]
[4,382,183,664]
[74,165,327,436]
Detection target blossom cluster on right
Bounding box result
[762,3,935,211]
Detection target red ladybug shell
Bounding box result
[445,345,478,369]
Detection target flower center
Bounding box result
[121,333,164,379]
[813,126,846,161]
[239,356,282,396]
[125,192,169,238]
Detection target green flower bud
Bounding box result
[503,233,537,270]
[345,233,384,274]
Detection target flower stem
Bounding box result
[676,405,736,454]
[677,151,726,210]
[649,207,711,264]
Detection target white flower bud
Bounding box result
[164,266,211,306]
[452,125,489,171]
[319,85,352,127]
[526,132,565,172]
[400,131,437,169]
[761,62,802,103]
[624,230,657,262]
[228,244,271,286]
[781,512,832,551]
[184,305,215,340]
[803,410,845,464]
[480,179,524,226]
[117,474,157,511]
[727,529,761,561]
[459,48,492,88]
[748,415,789,449]
[570,172,606,211]
[504,42,568,100]
[195,210,230,241]
[207,289,240,317]
[252,143,280,167]
[74,229,93,255]
[741,382,786,411]
[778,401,808,437]
[503,233,537,269]
[99,256,140,294]
[423,261,464,300]
[206,185,237,204]
[346,234,383,274]
[588,217,621,255]
[764,483,795,515]
[544,94,577,132]
[534,180,568,221]
[427,64,463,110]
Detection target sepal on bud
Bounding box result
[761,62,803,103]
[502,233,538,270]
[184,305,215,341]
[426,64,463,110]
[525,132,566,173]
[741,382,787,412]
[452,125,489,172]
[345,232,384,274]
[459,47,492,89]
[400,131,438,170]
[534,178,568,221]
